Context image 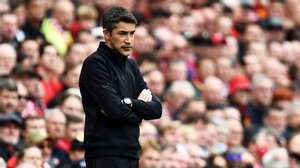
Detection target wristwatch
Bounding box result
[121,98,133,108]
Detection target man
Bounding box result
[0,44,17,77]
[21,0,47,42]
[0,78,19,114]
[0,113,23,161]
[41,0,74,55]
[0,13,24,48]
[79,7,162,168]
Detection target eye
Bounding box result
[118,31,128,35]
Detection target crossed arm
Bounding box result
[80,58,162,125]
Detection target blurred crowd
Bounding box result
[1,0,300,167]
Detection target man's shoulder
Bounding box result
[83,50,106,65]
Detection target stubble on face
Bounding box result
[105,21,136,57]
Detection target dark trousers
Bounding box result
[85,156,139,168]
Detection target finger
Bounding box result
[138,89,147,100]
[145,92,152,102]
[147,95,152,102]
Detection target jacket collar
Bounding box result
[98,41,127,67]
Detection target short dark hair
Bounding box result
[102,6,137,32]
[0,78,17,92]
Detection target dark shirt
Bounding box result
[245,102,269,127]
[79,42,162,159]
[21,21,45,41]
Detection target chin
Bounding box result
[121,52,131,57]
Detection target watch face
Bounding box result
[124,98,132,104]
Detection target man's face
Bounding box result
[0,46,16,76]
[0,14,18,40]
[0,89,19,113]
[46,115,66,139]
[25,118,46,138]
[253,80,273,106]
[104,21,136,56]
[0,123,20,145]
[67,122,84,140]
[140,149,160,168]
[21,40,40,65]
[26,0,47,22]
[61,96,83,119]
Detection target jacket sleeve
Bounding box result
[129,60,162,120]
[80,58,141,125]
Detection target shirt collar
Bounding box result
[98,42,127,67]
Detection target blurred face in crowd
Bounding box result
[67,121,84,140]
[228,120,243,147]
[264,109,287,134]
[252,78,274,106]
[247,42,267,57]
[0,13,18,41]
[244,24,266,43]
[264,58,290,87]
[37,139,53,162]
[60,95,83,119]
[167,61,187,82]
[269,2,285,18]
[202,7,218,33]
[22,146,43,168]
[221,36,238,59]
[216,57,233,82]
[0,123,20,145]
[217,16,233,35]
[0,89,19,114]
[145,70,165,97]
[53,0,75,29]
[224,107,241,121]
[165,81,195,111]
[140,148,161,168]
[46,110,66,140]
[140,122,158,144]
[244,55,262,78]
[288,134,300,168]
[65,43,87,68]
[288,105,300,129]
[13,3,26,26]
[40,45,65,75]
[291,4,300,26]
[95,0,116,11]
[0,44,17,76]
[104,21,136,57]
[21,40,40,67]
[25,0,47,22]
[160,148,189,168]
[268,41,284,60]
[63,64,82,88]
[77,30,97,44]
[161,127,183,147]
[24,117,46,139]
[185,144,206,167]
[22,76,43,99]
[134,26,155,54]
[0,2,9,14]
[178,100,206,123]
[197,58,216,80]
[202,76,225,106]
[232,89,250,106]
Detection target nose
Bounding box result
[124,34,133,44]
[124,36,130,44]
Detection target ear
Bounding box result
[103,29,111,41]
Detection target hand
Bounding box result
[138,89,152,102]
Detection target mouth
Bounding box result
[122,46,132,51]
